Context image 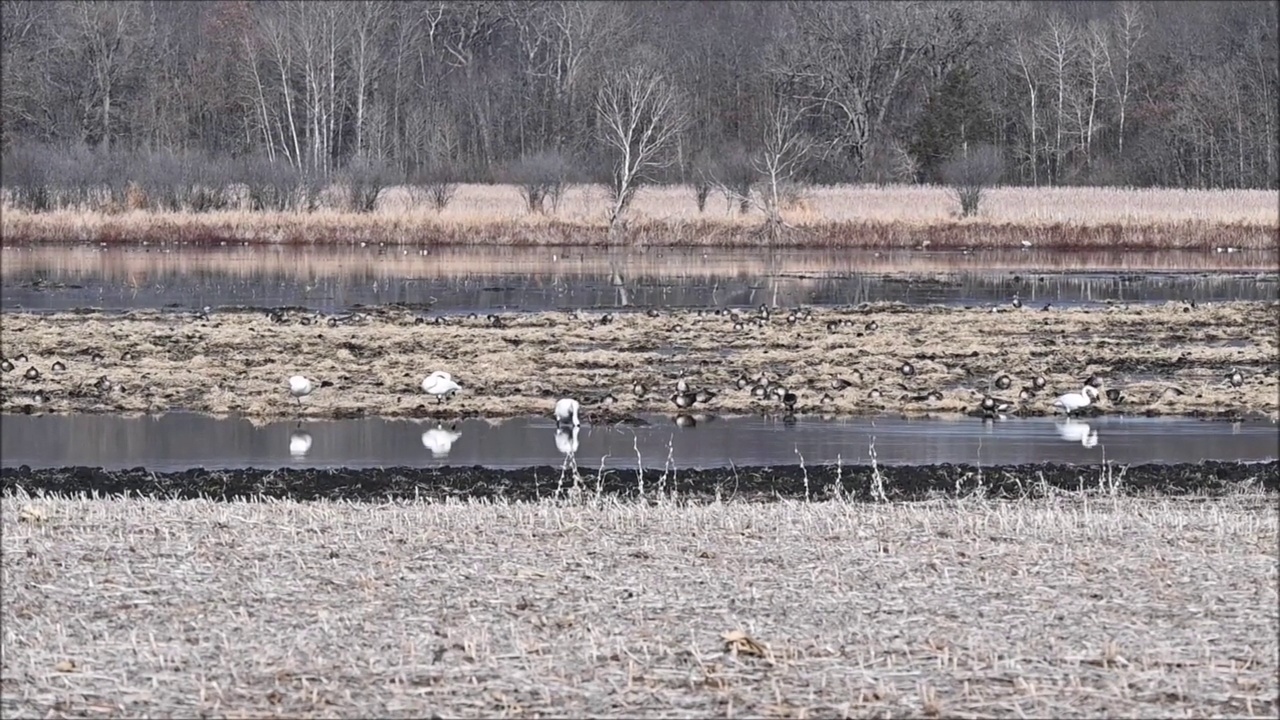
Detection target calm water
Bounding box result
[3,245,1275,314]
[1,412,1274,472]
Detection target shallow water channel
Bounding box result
[2,412,1274,472]
[3,245,1275,314]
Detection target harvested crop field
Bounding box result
[1,301,1276,422]
[3,461,1277,504]
[2,493,1276,718]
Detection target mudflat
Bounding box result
[1,301,1276,422]
[2,495,1275,718]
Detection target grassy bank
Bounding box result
[2,302,1275,422]
[2,184,1276,249]
[3,494,1275,718]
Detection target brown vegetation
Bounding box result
[2,493,1275,718]
[1,184,1276,250]
[1,302,1275,423]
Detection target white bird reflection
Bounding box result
[421,423,462,458]
[289,430,313,458]
[555,426,580,457]
[1056,419,1099,448]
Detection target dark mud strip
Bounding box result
[3,462,1275,504]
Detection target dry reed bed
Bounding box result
[2,494,1275,718]
[3,245,1276,286]
[3,184,1276,250]
[1,302,1276,422]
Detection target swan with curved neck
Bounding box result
[1052,385,1099,416]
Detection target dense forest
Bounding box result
[1,0,1276,201]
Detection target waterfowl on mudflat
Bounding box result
[671,391,697,409]
[52,361,66,373]
[831,377,853,391]
[554,398,581,427]
[995,374,1012,390]
[980,396,1013,416]
[421,371,461,404]
[676,378,689,394]
[121,350,136,362]
[1105,388,1124,403]
[736,375,750,390]
[0,359,12,373]
[733,321,745,331]
[868,388,882,399]
[646,309,660,318]
[633,382,648,398]
[1228,370,1244,387]
[865,321,879,332]
[288,375,314,406]
[1085,375,1102,388]
[751,384,768,399]
[1052,385,1099,416]
[13,353,28,364]
[24,367,39,381]
[695,389,717,404]
[94,376,112,392]
[900,361,915,377]
[821,392,835,404]
[1019,387,1035,401]
[1032,376,1047,390]
[781,390,798,412]
[1012,296,1022,309]
[826,320,841,333]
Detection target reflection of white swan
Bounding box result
[554,398,581,427]
[555,426,580,456]
[1056,420,1098,448]
[421,371,461,404]
[289,430,313,457]
[421,423,462,457]
[1052,385,1099,416]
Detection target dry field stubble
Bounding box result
[3,184,1276,249]
[1,302,1276,422]
[2,494,1276,718]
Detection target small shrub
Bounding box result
[408,163,458,212]
[343,157,396,213]
[505,150,574,214]
[125,181,149,211]
[940,144,1003,218]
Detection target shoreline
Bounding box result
[3,302,1275,423]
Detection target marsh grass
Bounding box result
[2,184,1275,249]
[2,302,1276,422]
[2,492,1275,718]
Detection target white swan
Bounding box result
[1056,419,1099,448]
[421,423,461,457]
[555,426,580,456]
[1052,385,1099,416]
[554,398,581,427]
[288,375,313,406]
[421,371,461,403]
[289,430,313,457]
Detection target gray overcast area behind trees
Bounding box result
[1,0,1276,213]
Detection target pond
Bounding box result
[2,411,1274,472]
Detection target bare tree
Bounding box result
[1036,12,1078,185]
[1008,34,1041,185]
[61,1,153,151]
[940,144,1003,217]
[1100,1,1147,157]
[595,64,687,238]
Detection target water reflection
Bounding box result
[421,423,462,458]
[554,426,579,457]
[1056,420,1099,448]
[289,429,313,458]
[3,245,1275,314]
[2,412,1274,471]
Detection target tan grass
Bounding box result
[2,184,1276,249]
[2,302,1276,422]
[2,493,1275,718]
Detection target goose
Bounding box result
[1032,376,1047,390]
[900,361,915,377]
[554,398,581,427]
[52,361,66,373]
[781,390,798,412]
[90,352,105,363]
[736,376,750,390]
[1056,420,1098,448]
[670,391,697,409]
[1052,385,1099,416]
[751,384,768,399]
[24,367,39,381]
[1228,370,1243,388]
[695,389,717,404]
[821,392,835,404]
[13,353,27,364]
[1,359,12,373]
[94,376,112,392]
[289,430,313,458]
[831,377,853,391]
[554,426,580,455]
[676,378,689,394]
[865,321,878,332]
[826,320,841,333]
[733,321,745,331]
[288,375,314,406]
[121,350,136,362]
[1012,296,1023,309]
[421,423,462,458]
[633,382,648,398]
[421,371,461,404]
[868,388,882,399]
[995,374,1012,390]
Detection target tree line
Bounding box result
[1,0,1276,204]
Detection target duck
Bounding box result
[1052,385,1100,416]
[554,398,581,427]
[421,371,461,404]
[288,375,314,406]
[421,423,462,458]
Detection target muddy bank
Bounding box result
[3,461,1274,503]
[1,301,1276,422]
